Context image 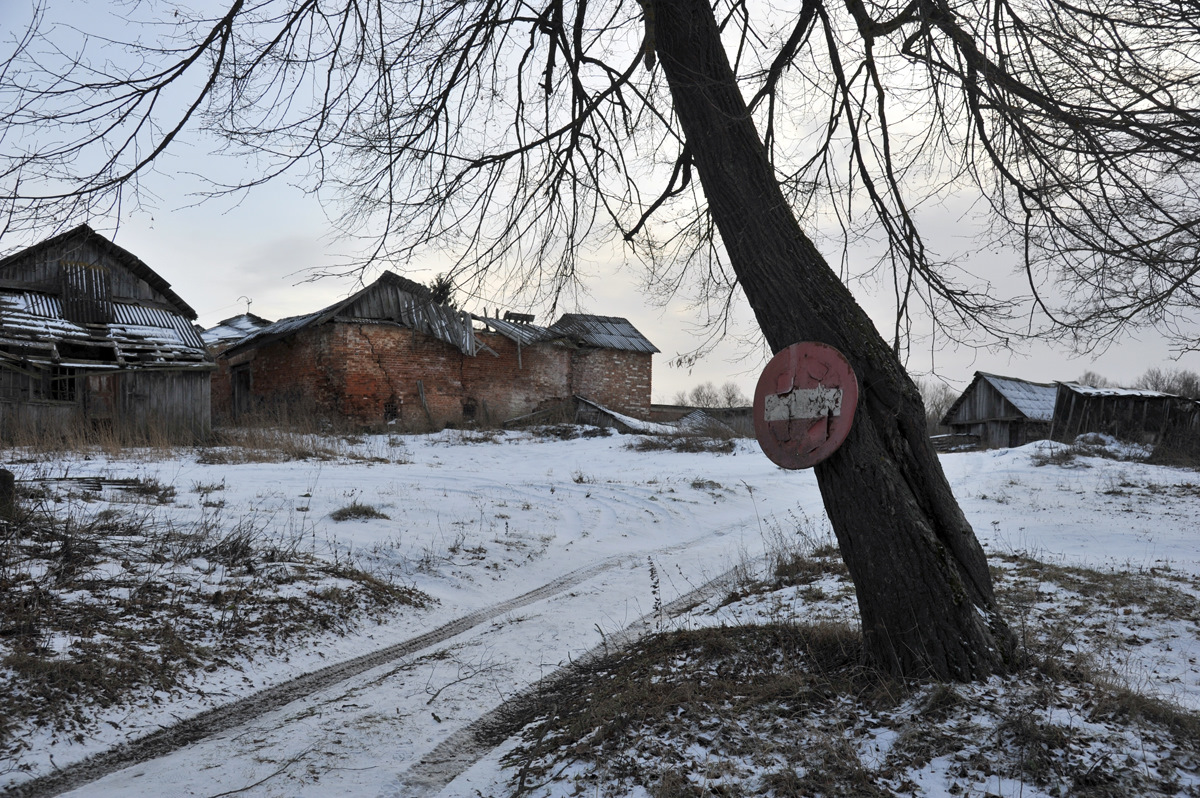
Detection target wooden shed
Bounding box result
[0,225,214,440]
[1050,383,1200,451]
[941,372,1057,448]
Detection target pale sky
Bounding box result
[7,0,1200,404]
[102,174,1200,405]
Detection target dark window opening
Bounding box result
[384,401,399,422]
[231,364,252,420]
[50,366,77,402]
[462,397,477,419]
[58,341,118,363]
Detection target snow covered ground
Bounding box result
[2,429,1198,797]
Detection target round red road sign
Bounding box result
[753,342,859,469]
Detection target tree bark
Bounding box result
[651,0,1016,680]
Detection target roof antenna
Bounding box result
[237,296,252,315]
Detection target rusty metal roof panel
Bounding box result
[548,314,659,353]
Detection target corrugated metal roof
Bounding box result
[1058,382,1180,399]
[201,313,275,346]
[547,314,659,353]
[978,373,1058,421]
[472,315,553,347]
[0,290,210,368]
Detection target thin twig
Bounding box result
[202,748,311,798]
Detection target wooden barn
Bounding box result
[1050,383,1200,452]
[0,225,213,439]
[210,272,658,428]
[941,372,1057,448]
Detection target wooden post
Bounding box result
[416,380,434,428]
[0,468,16,520]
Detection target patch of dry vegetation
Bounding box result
[501,544,1200,798]
[0,484,429,772]
[627,435,738,454]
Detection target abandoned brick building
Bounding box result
[210,272,658,427]
[0,225,213,438]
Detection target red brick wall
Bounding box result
[570,348,653,416]
[213,322,652,427]
[461,332,572,421]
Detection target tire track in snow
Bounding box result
[2,556,630,798]
[383,561,749,797]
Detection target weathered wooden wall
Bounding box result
[944,381,1043,447]
[1051,389,1200,446]
[0,367,210,441]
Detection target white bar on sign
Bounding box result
[763,385,843,421]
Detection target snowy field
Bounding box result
[2,428,1198,797]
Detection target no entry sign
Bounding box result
[753,342,859,469]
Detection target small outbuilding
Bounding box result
[1050,383,1200,453]
[210,272,658,428]
[941,372,1057,448]
[0,225,213,439]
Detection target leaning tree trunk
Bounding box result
[651,0,1016,680]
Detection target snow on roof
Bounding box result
[0,290,209,369]
[201,313,274,347]
[978,373,1058,421]
[575,396,678,434]
[1058,382,1184,400]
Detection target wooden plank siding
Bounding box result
[942,373,1056,448]
[1050,385,1200,448]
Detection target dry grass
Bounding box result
[329,501,390,521]
[499,538,1200,798]
[0,486,429,768]
[626,435,737,454]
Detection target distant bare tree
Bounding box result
[719,381,749,408]
[1076,371,1114,389]
[916,379,959,435]
[15,0,1200,679]
[1135,367,1200,399]
[673,381,750,408]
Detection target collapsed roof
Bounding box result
[0,225,210,371]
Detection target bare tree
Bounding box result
[674,380,750,408]
[9,0,1200,678]
[687,382,722,408]
[1135,367,1200,399]
[1076,371,1113,389]
[915,378,958,435]
[719,381,749,408]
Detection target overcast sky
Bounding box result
[7,1,1200,404]
[96,174,1200,405]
